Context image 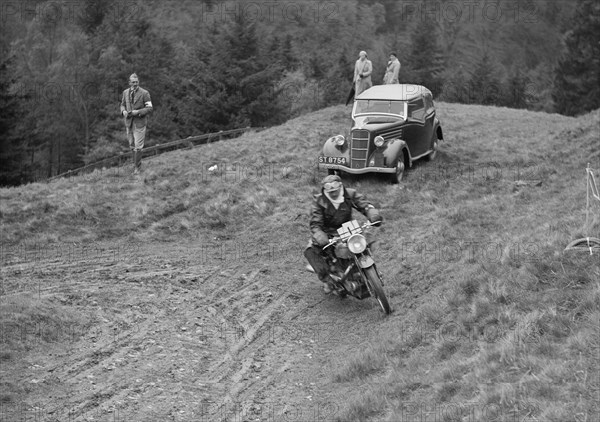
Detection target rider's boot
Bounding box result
[304,246,335,293]
[319,274,335,294]
[343,280,359,292]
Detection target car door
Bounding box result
[422,92,436,153]
[403,97,430,157]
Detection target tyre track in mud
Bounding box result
[2,249,220,421]
[3,239,396,421]
[166,247,367,421]
[2,243,307,421]
[195,258,396,422]
[188,265,303,421]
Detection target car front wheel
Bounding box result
[390,159,405,184]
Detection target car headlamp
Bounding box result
[374,135,385,147]
[333,135,346,147]
[347,234,367,254]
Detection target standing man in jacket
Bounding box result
[383,53,401,84]
[353,50,373,96]
[120,73,153,175]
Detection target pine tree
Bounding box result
[0,58,29,185]
[439,65,470,104]
[201,13,287,130]
[322,48,354,106]
[77,0,116,35]
[469,52,502,105]
[552,0,600,116]
[405,17,445,95]
[281,35,297,71]
[504,66,529,109]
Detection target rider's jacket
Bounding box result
[310,188,374,239]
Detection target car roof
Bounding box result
[355,84,431,101]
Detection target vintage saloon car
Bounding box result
[318,84,443,183]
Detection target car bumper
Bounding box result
[318,164,396,174]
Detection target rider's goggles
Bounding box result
[323,181,342,192]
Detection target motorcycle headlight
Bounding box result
[347,234,367,254]
[374,135,385,147]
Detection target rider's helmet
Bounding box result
[321,174,343,194]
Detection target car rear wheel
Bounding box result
[426,139,438,161]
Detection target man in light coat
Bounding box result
[383,53,401,84]
[120,73,153,174]
[353,51,373,96]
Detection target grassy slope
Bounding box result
[0,107,348,245]
[1,103,599,421]
[330,105,600,422]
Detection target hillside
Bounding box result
[1,103,599,421]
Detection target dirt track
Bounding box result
[2,235,399,421]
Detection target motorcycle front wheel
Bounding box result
[364,267,391,315]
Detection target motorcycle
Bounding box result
[322,219,391,315]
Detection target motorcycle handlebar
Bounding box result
[323,237,339,249]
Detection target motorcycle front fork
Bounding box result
[330,262,354,283]
[351,253,384,287]
[329,257,364,293]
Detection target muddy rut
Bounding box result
[2,238,396,421]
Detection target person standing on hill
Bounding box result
[383,53,400,84]
[353,50,373,96]
[120,73,153,175]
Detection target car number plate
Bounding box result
[319,156,347,165]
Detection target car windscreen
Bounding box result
[354,100,406,118]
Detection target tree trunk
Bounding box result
[57,138,61,175]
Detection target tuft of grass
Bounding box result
[332,346,390,383]
[436,381,461,402]
[334,385,389,422]
[459,276,480,299]
[435,340,460,360]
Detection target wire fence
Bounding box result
[564,163,600,255]
[47,127,255,182]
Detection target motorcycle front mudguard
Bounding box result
[355,248,385,280]
[356,254,374,268]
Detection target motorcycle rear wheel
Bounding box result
[364,267,391,315]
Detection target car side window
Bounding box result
[424,92,435,116]
[408,99,425,122]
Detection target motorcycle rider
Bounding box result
[304,175,383,293]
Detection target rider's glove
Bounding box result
[313,231,329,246]
[367,208,383,225]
